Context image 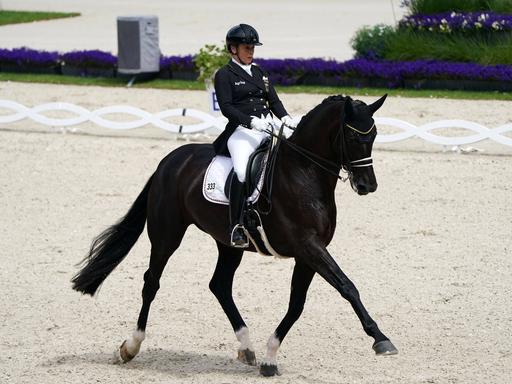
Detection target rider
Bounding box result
[213,23,297,248]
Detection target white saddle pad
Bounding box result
[203,155,267,205]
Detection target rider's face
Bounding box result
[232,44,255,65]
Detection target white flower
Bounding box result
[478,13,488,22]
[492,21,501,30]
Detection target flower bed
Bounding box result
[1,47,512,91]
[61,50,117,69]
[60,50,117,77]
[256,57,512,89]
[401,0,512,15]
[0,47,60,73]
[399,11,512,33]
[159,55,196,79]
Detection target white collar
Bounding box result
[232,58,252,76]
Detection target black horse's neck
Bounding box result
[289,96,345,155]
[284,96,346,185]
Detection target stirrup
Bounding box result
[230,224,249,248]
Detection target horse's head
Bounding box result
[341,94,387,195]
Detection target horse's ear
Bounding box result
[368,94,388,116]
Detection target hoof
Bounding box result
[260,363,280,377]
[238,348,257,366]
[119,340,137,362]
[373,340,398,356]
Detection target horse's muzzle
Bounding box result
[356,181,378,195]
[350,169,377,195]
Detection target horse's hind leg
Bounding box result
[119,222,187,362]
[209,241,256,366]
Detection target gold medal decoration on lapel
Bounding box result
[262,76,270,93]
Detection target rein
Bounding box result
[263,120,374,183]
[255,107,374,214]
[265,129,350,182]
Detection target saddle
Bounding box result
[203,139,271,205]
[203,138,286,257]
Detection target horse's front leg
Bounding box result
[209,241,257,366]
[302,239,398,355]
[260,260,315,376]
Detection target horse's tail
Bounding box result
[71,175,153,296]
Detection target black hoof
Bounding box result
[237,348,257,366]
[260,363,280,377]
[373,340,398,355]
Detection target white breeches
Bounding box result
[227,125,269,182]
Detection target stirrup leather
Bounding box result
[230,224,249,248]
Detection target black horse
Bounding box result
[72,94,397,376]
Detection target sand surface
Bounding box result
[1,82,512,383]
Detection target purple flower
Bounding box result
[341,58,512,84]
[0,47,59,67]
[60,50,117,68]
[160,55,195,71]
[255,57,512,87]
[399,11,512,33]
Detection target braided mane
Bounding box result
[321,94,348,104]
[293,95,347,134]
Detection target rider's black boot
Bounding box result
[229,176,249,248]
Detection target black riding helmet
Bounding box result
[226,24,262,52]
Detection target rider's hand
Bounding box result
[282,115,298,129]
[250,117,269,132]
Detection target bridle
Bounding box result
[335,118,375,177]
[265,114,375,183]
[257,115,374,215]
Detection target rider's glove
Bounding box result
[282,115,298,129]
[250,117,269,132]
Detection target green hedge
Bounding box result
[383,30,512,65]
[405,0,512,14]
[352,25,512,65]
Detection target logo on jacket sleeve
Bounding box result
[234,81,246,86]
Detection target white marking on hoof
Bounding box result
[235,327,254,351]
[236,327,257,365]
[119,329,145,362]
[261,333,281,367]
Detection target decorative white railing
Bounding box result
[1,100,511,146]
[376,117,512,146]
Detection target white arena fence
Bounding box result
[1,100,511,147]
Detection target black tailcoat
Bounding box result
[213,61,288,156]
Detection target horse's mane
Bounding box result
[293,94,347,134]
